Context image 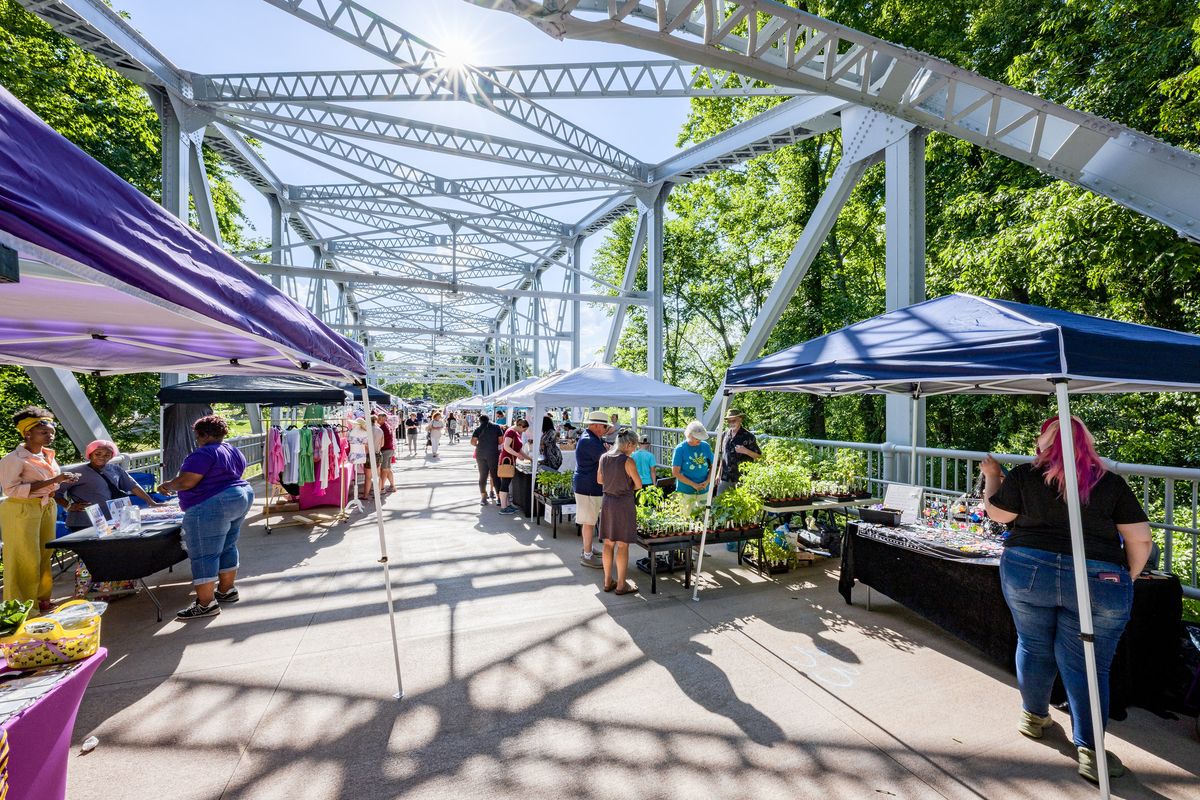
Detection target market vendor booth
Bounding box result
[716,293,1200,797]
[0,80,405,744]
[506,362,704,563]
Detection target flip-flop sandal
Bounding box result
[603,580,617,592]
[614,583,636,596]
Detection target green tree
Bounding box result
[0,0,257,459]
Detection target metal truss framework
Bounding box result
[15,0,1200,389]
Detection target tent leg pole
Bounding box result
[693,391,729,602]
[909,394,919,485]
[363,384,404,700]
[530,402,539,523]
[1054,381,1110,799]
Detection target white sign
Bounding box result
[882,483,923,525]
[84,504,110,536]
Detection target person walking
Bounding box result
[375,411,396,492]
[718,409,761,494]
[597,429,642,594]
[403,412,419,456]
[447,412,459,444]
[0,407,79,609]
[672,420,714,512]
[471,414,503,506]
[157,415,254,620]
[982,416,1153,783]
[428,411,446,457]
[573,411,612,568]
[497,419,530,514]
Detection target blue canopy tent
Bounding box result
[706,293,1200,795]
[0,85,410,695]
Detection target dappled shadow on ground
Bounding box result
[69,448,1198,799]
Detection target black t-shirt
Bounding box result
[721,427,761,483]
[989,463,1147,566]
[472,422,502,457]
[404,418,419,436]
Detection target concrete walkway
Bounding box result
[59,442,1198,799]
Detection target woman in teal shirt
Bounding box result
[672,421,713,509]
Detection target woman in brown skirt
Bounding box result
[597,428,643,594]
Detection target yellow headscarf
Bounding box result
[16,417,54,437]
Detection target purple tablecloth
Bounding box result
[0,648,106,800]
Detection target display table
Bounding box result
[0,649,106,800]
[636,527,765,594]
[48,522,187,621]
[839,522,1184,715]
[533,493,574,538]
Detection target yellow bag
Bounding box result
[0,599,102,670]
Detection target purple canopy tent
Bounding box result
[0,85,403,697]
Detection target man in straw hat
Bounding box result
[574,411,613,568]
[718,408,761,495]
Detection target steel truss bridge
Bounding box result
[14,0,1200,442]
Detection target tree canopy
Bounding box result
[0,0,256,461]
[594,0,1200,465]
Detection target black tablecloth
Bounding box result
[512,468,533,517]
[48,522,187,582]
[839,522,1184,715]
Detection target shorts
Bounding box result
[574,493,603,525]
[379,449,394,466]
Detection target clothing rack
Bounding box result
[263,407,353,534]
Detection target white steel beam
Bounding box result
[259,0,646,178]
[645,185,667,427]
[251,263,651,305]
[603,208,647,361]
[193,61,806,102]
[486,0,1200,241]
[335,325,571,342]
[25,367,111,451]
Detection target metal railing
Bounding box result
[60,434,267,482]
[640,426,1200,601]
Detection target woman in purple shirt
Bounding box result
[158,415,254,620]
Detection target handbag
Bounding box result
[498,463,516,479]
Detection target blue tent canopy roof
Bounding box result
[725,294,1200,396]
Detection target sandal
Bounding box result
[614,582,636,596]
[603,580,617,593]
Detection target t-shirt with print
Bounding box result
[990,463,1147,566]
[177,443,248,511]
[672,440,714,495]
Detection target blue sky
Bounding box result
[114,0,696,373]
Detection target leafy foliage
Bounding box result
[0,1,258,459]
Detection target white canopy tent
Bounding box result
[508,362,704,515]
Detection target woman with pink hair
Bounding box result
[981,416,1153,783]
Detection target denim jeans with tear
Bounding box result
[999,545,1133,748]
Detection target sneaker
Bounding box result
[1018,709,1054,739]
[505,504,520,513]
[580,551,602,569]
[1077,747,1125,782]
[176,600,220,620]
[499,506,517,515]
[214,587,239,604]
[480,497,489,505]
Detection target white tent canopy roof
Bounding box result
[510,361,703,410]
[483,371,563,406]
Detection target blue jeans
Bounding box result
[999,545,1133,748]
[182,484,254,585]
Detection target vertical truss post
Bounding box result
[154,90,193,389]
[570,236,583,368]
[509,298,518,384]
[532,280,541,374]
[604,208,648,363]
[268,195,284,289]
[25,368,111,453]
[646,185,668,428]
[884,130,928,482]
[311,245,325,319]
